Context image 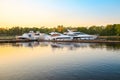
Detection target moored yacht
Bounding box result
[64,30,98,40]
[49,32,73,40]
[16,31,41,40]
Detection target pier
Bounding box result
[0,39,37,43]
[0,39,120,43]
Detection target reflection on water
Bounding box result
[11,42,120,51]
[0,42,120,80]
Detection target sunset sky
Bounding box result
[0,0,120,28]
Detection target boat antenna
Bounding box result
[67,29,72,32]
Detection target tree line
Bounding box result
[0,24,120,36]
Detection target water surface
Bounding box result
[0,42,120,80]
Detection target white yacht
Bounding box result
[64,30,98,40]
[49,32,73,41]
[16,31,41,40]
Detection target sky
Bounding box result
[0,0,120,28]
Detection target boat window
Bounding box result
[28,34,31,37]
[56,37,71,39]
[35,34,40,36]
[74,32,86,35]
[68,34,75,36]
[51,34,60,36]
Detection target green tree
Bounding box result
[115,24,120,36]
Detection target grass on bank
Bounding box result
[98,36,120,41]
[0,36,15,40]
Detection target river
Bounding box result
[0,42,120,80]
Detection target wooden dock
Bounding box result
[0,39,120,43]
[43,40,120,43]
[0,39,37,43]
